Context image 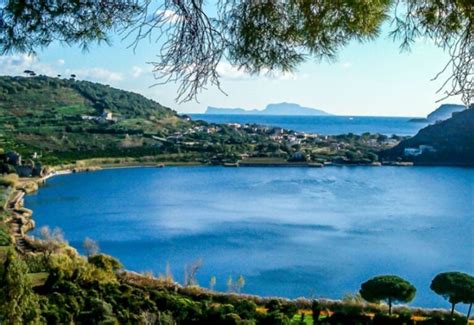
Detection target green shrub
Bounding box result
[258,311,290,325]
[88,254,123,272]
[23,254,49,273]
[0,224,11,246]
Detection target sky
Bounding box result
[0,18,462,117]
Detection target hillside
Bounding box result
[426,104,466,122]
[382,108,474,165]
[206,102,330,115]
[409,104,467,123]
[0,76,328,167]
[0,75,194,164]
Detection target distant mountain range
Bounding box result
[205,102,331,116]
[409,104,467,123]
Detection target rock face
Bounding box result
[206,102,330,116]
[382,108,474,165]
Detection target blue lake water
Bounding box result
[24,167,474,309]
[190,114,429,136]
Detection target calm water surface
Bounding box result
[190,114,429,136]
[25,167,473,308]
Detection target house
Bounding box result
[81,111,115,122]
[404,145,436,156]
[404,148,421,156]
[419,145,435,153]
[101,111,114,121]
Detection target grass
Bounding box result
[28,272,50,287]
[291,313,314,324]
[53,104,93,115]
[0,223,12,246]
[0,245,10,263]
[0,186,11,211]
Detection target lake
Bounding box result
[25,166,473,309]
[190,114,429,136]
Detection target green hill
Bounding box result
[0,75,191,164]
[382,108,474,166]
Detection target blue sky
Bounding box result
[0,21,461,117]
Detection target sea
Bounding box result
[189,114,429,136]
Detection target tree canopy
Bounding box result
[359,275,416,315]
[0,0,472,104]
[430,271,474,317]
[0,250,40,323]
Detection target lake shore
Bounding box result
[47,157,418,174]
[3,165,472,319]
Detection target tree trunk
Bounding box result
[388,297,392,315]
[451,302,455,317]
[467,303,472,321]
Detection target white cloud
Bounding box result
[131,66,144,78]
[262,68,298,81]
[65,67,123,83]
[154,9,182,23]
[341,62,352,69]
[216,62,298,81]
[0,54,58,76]
[216,62,249,80]
[0,54,123,83]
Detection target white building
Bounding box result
[404,145,436,156]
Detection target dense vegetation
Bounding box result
[0,244,473,325]
[0,75,190,164]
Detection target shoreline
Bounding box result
[2,163,471,316]
[26,158,472,192]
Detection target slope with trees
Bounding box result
[381,107,474,165]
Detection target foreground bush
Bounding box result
[0,246,472,324]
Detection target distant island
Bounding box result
[206,102,331,116]
[409,104,467,123]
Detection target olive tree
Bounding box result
[33,226,67,263]
[431,272,474,318]
[83,237,99,258]
[359,275,416,315]
[0,0,471,104]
